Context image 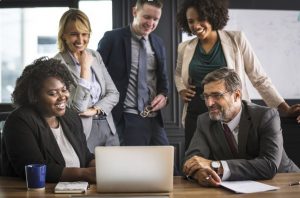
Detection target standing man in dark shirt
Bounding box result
[97,0,169,146]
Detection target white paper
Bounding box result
[221,180,279,193]
[54,181,89,193]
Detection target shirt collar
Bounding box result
[222,106,242,132]
[67,51,80,66]
[130,24,149,41]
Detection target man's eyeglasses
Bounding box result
[200,91,231,101]
[140,105,153,118]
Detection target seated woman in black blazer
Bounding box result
[1,57,95,183]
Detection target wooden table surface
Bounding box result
[0,173,300,197]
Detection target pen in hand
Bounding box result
[289,181,300,186]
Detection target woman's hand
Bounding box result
[61,167,96,183]
[78,50,93,80]
[79,107,97,117]
[179,85,196,103]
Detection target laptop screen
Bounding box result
[95,146,174,193]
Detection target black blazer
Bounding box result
[97,26,169,125]
[1,106,94,182]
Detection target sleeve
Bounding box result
[97,31,112,66]
[226,108,282,180]
[184,116,211,163]
[93,52,119,115]
[238,32,284,107]
[69,81,91,113]
[156,40,169,96]
[53,54,91,113]
[3,111,64,182]
[174,42,187,92]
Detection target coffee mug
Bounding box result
[25,164,46,190]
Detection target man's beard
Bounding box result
[208,104,224,121]
[208,104,235,122]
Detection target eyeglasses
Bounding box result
[200,91,231,101]
[140,105,153,118]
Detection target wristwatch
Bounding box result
[211,161,221,174]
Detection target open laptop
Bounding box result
[95,146,174,193]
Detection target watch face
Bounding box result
[211,161,221,169]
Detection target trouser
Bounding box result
[87,119,120,153]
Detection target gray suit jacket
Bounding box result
[54,49,119,138]
[185,101,299,181]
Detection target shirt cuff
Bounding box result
[221,161,231,181]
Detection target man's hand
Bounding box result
[150,94,168,111]
[183,156,211,177]
[194,168,221,187]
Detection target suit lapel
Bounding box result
[59,117,84,166]
[59,52,80,81]
[237,102,252,157]
[213,121,235,159]
[40,122,65,165]
[182,38,198,85]
[90,52,104,96]
[123,27,132,78]
[218,30,236,69]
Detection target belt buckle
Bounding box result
[140,105,153,118]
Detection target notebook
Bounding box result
[95,146,174,193]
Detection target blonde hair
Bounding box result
[57,8,92,52]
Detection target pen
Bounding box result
[289,181,300,186]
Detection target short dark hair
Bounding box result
[12,57,75,107]
[202,68,242,93]
[177,0,229,35]
[135,0,163,9]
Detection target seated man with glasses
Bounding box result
[183,67,299,187]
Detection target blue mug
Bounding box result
[25,164,46,190]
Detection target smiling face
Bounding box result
[132,3,161,37]
[186,7,213,41]
[203,80,241,122]
[62,20,90,56]
[36,77,69,119]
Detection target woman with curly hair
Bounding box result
[2,57,96,183]
[175,0,300,150]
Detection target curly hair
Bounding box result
[12,57,75,107]
[177,0,229,35]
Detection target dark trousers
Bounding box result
[184,87,207,150]
[116,112,169,146]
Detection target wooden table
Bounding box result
[0,173,300,197]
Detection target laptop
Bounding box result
[95,146,174,193]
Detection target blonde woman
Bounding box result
[54,9,120,152]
